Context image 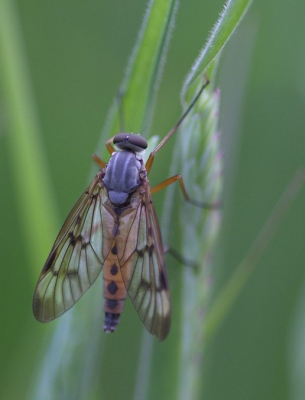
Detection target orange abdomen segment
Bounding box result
[103,247,127,333]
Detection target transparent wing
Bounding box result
[33,172,113,322]
[120,182,171,341]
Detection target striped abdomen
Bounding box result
[103,243,127,333]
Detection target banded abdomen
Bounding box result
[103,242,127,333]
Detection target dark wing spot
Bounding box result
[107,281,119,295]
[159,269,168,290]
[41,251,56,275]
[148,245,154,257]
[75,234,83,242]
[110,264,118,276]
[68,232,76,245]
[111,245,118,255]
[137,249,144,258]
[141,279,150,291]
[75,215,82,226]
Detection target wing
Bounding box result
[33,172,113,322]
[120,182,171,341]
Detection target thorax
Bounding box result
[103,151,146,206]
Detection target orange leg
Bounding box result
[92,154,106,169]
[106,136,115,154]
[92,135,117,168]
[151,174,219,209]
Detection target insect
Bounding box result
[33,80,211,341]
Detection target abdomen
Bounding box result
[103,242,127,333]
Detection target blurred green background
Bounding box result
[1,0,305,399]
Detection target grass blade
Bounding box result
[174,1,253,397]
[0,0,58,276]
[182,0,253,99]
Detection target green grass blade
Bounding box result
[173,1,253,398]
[0,0,58,276]
[177,80,222,400]
[182,0,253,100]
[96,0,178,163]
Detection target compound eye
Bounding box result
[113,133,148,152]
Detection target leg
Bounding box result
[92,135,116,168]
[164,245,198,270]
[105,136,116,154]
[92,154,106,169]
[151,174,219,209]
[145,78,209,174]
